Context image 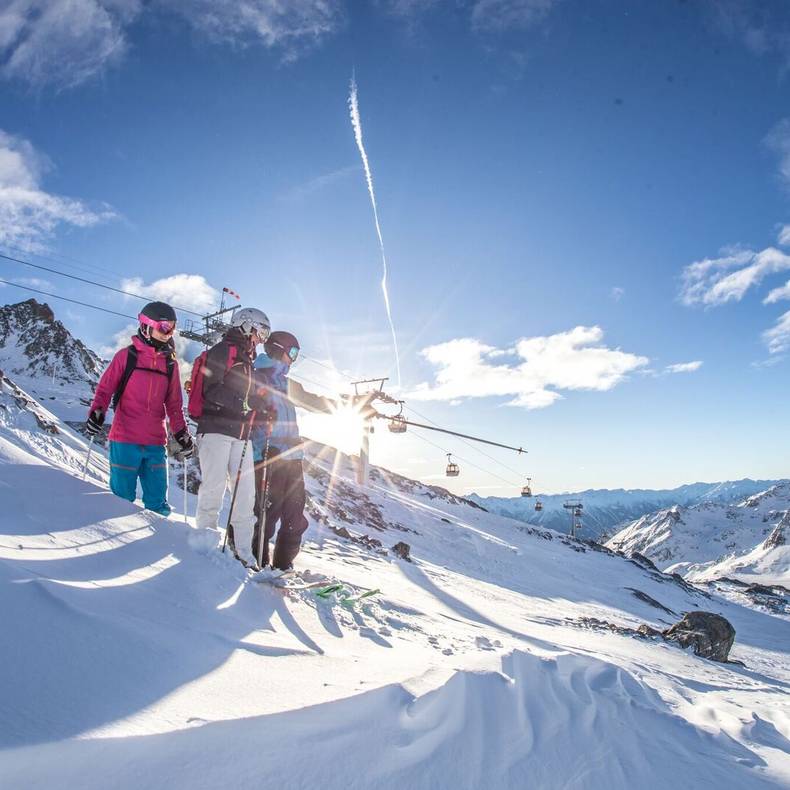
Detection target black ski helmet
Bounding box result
[265,331,300,362]
[139,301,177,323]
[137,301,177,350]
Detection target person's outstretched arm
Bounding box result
[287,379,336,414]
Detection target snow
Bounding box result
[607,485,790,586]
[472,479,786,541]
[1,376,789,788]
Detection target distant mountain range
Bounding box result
[469,479,787,541]
[606,483,789,586]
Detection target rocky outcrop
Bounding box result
[568,610,737,663]
[662,611,735,662]
[0,299,104,385]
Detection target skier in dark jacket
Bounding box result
[250,331,337,570]
[195,307,270,567]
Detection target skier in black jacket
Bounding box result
[195,308,270,567]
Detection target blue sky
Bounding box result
[1,0,789,495]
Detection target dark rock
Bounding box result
[392,541,411,562]
[745,583,778,597]
[626,588,676,616]
[630,552,660,572]
[662,611,735,662]
[763,522,786,549]
[637,624,663,638]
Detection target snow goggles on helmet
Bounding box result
[251,322,271,340]
[139,313,176,335]
[286,345,299,362]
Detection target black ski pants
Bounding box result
[252,450,309,570]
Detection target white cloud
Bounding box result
[764,279,790,304]
[0,0,140,89]
[0,129,115,250]
[410,326,648,410]
[665,361,703,374]
[765,118,790,185]
[1,0,341,88]
[162,0,343,61]
[119,273,220,315]
[10,276,54,290]
[279,164,359,202]
[471,0,560,33]
[610,286,625,302]
[777,224,790,246]
[679,246,790,306]
[380,0,442,18]
[708,1,790,66]
[763,310,790,354]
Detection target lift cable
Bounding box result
[0,251,205,317]
[403,402,528,482]
[372,410,526,456]
[0,242,126,282]
[408,428,521,489]
[0,278,139,321]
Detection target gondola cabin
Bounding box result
[388,416,407,433]
[445,454,460,477]
[534,500,543,512]
[521,477,532,497]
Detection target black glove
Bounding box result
[173,428,195,459]
[86,409,104,437]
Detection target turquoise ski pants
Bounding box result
[109,441,171,516]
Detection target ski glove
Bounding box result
[173,428,195,459]
[85,409,104,437]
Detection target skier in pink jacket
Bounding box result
[85,302,194,515]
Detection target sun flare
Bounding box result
[300,402,366,456]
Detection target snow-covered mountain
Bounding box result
[0,298,105,421]
[1,369,789,789]
[607,484,790,586]
[470,479,785,540]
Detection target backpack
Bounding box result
[111,345,175,411]
[186,343,237,420]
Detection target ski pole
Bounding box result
[255,435,271,568]
[222,410,256,554]
[82,435,95,481]
[183,457,188,525]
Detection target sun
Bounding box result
[300,401,367,456]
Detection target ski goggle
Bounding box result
[286,345,299,362]
[252,323,271,340]
[139,314,176,335]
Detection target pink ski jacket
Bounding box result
[90,335,186,446]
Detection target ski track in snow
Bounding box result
[1,377,789,789]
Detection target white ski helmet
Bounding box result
[230,307,271,339]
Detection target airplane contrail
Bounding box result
[348,75,402,387]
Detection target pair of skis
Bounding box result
[254,570,380,605]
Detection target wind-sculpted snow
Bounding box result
[2,651,783,790]
[1,386,789,788]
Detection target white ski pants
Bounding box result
[196,432,256,558]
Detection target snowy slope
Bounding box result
[471,479,785,540]
[607,484,790,586]
[1,388,789,789]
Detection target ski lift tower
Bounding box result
[563,501,583,539]
[179,305,238,348]
[350,377,389,487]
